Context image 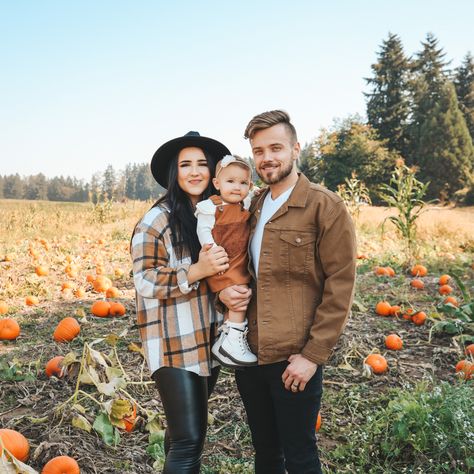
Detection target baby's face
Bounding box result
[213,164,251,204]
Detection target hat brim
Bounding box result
[151,135,231,188]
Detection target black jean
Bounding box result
[235,361,324,474]
[152,366,220,474]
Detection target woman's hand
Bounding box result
[188,244,229,283]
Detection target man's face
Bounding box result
[250,123,300,185]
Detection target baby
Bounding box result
[195,155,257,367]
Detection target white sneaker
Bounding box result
[219,326,257,366]
[211,327,239,368]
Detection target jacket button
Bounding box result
[295,237,302,243]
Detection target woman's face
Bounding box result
[177,147,211,205]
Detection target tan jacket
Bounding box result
[246,173,357,366]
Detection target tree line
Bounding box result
[2,33,473,204]
[0,163,164,203]
[301,32,474,203]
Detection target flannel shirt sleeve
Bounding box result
[131,225,199,299]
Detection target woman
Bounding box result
[131,131,231,473]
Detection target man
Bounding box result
[219,110,357,473]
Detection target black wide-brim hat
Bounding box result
[151,131,231,188]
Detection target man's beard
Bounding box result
[257,153,295,185]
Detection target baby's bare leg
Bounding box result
[227,309,246,324]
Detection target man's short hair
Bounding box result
[244,110,298,144]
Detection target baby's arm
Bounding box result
[195,199,217,247]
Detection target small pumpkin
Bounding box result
[375,301,392,316]
[0,428,30,461]
[411,311,427,326]
[74,287,86,298]
[0,301,9,314]
[465,344,474,356]
[91,301,111,317]
[45,355,65,378]
[105,287,121,298]
[315,412,322,432]
[443,296,459,307]
[438,274,450,285]
[123,403,138,433]
[402,308,414,320]
[93,276,112,293]
[364,354,388,374]
[0,318,20,340]
[411,264,427,277]
[385,334,403,350]
[35,265,49,277]
[25,295,39,306]
[410,279,424,289]
[389,305,401,316]
[42,455,80,474]
[438,284,453,295]
[53,317,80,342]
[374,266,389,277]
[109,302,126,317]
[455,359,473,380]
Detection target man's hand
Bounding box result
[282,354,318,392]
[219,285,252,312]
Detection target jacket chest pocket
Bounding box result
[279,231,317,269]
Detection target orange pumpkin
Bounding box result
[74,288,86,298]
[385,266,395,277]
[0,428,30,461]
[438,274,450,285]
[109,302,126,317]
[385,334,403,350]
[465,344,474,356]
[389,305,402,316]
[35,265,49,276]
[374,266,389,277]
[53,317,81,342]
[365,354,388,374]
[61,282,74,291]
[455,359,473,380]
[410,279,424,289]
[25,295,39,306]
[0,301,9,314]
[315,412,322,432]
[375,301,392,316]
[402,308,414,320]
[91,301,111,317]
[105,287,120,298]
[93,276,113,293]
[411,264,427,277]
[443,296,459,307]
[45,356,65,378]
[411,311,427,326]
[439,284,453,295]
[123,404,137,432]
[86,274,95,283]
[0,318,20,340]
[42,455,80,474]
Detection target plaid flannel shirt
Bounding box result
[131,204,223,377]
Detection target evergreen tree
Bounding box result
[3,174,24,199]
[315,117,399,201]
[102,165,116,200]
[454,52,474,141]
[365,33,411,155]
[408,33,451,165]
[0,176,4,199]
[417,82,474,200]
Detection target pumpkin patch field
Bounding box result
[1,200,473,473]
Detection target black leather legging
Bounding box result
[152,366,220,474]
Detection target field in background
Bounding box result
[0,199,473,473]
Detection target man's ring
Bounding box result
[291,383,299,390]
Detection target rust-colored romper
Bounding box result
[206,195,251,293]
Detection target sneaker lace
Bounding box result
[239,327,252,353]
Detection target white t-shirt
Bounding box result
[250,186,295,276]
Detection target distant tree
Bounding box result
[315,117,399,201]
[365,32,411,156]
[417,82,474,200]
[135,164,162,200]
[454,52,474,141]
[298,142,319,183]
[3,174,24,199]
[0,176,4,199]
[102,165,116,200]
[124,164,137,199]
[407,33,451,165]
[25,173,48,200]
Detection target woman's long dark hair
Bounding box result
[152,149,217,262]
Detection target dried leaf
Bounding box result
[0,452,39,473]
[72,414,92,433]
[127,342,145,357]
[104,333,119,347]
[97,376,126,396]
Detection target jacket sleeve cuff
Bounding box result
[176,263,200,294]
[301,344,332,365]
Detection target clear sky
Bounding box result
[1,1,473,181]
